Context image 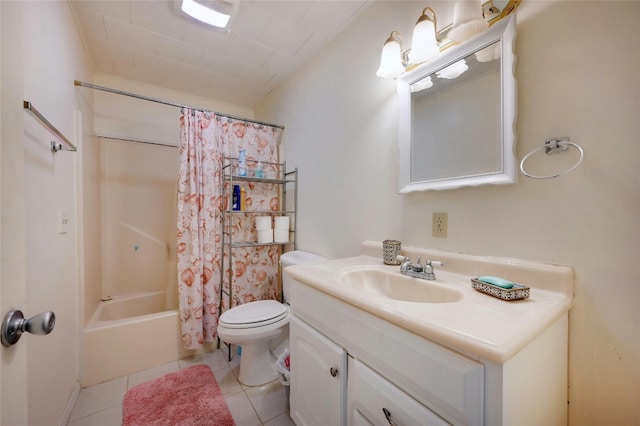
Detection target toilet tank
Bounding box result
[281,251,327,302]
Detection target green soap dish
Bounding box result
[471,278,530,301]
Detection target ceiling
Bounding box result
[69,0,372,109]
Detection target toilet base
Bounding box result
[237,340,279,386]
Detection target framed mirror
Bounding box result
[397,14,517,192]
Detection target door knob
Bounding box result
[1,310,55,346]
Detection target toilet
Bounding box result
[217,250,327,386]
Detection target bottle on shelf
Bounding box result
[240,187,247,211]
[232,185,241,211]
[238,149,247,177]
[255,160,264,178]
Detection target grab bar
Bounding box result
[23,101,77,152]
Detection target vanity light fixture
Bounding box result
[181,0,237,30]
[376,7,440,79]
[376,31,407,79]
[408,8,440,65]
[376,0,492,80]
[447,0,489,43]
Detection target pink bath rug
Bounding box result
[123,365,235,426]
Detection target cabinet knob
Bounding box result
[329,367,338,377]
[382,408,398,426]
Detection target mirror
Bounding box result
[397,14,517,192]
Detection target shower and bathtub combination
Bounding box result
[79,81,286,387]
[81,137,189,387]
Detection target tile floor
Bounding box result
[67,349,295,426]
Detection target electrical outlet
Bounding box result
[432,212,448,238]
[59,210,70,234]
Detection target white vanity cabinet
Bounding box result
[290,316,347,426]
[289,273,569,426]
[290,279,484,425]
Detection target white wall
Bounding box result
[258,1,640,424]
[100,139,178,299]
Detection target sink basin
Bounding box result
[340,268,463,303]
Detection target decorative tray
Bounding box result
[471,278,530,301]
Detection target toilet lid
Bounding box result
[219,300,288,328]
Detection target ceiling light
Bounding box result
[181,0,235,29]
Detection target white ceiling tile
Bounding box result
[74,0,131,22]
[262,49,303,76]
[231,3,273,42]
[73,7,107,42]
[258,15,313,56]
[183,23,231,54]
[111,48,136,71]
[104,16,158,55]
[248,1,312,23]
[84,38,115,73]
[201,50,242,77]
[156,34,205,68]
[69,0,374,108]
[226,36,273,68]
[130,0,187,42]
[235,64,276,86]
[301,0,369,28]
[131,52,179,86]
[111,49,137,75]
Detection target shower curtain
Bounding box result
[177,108,283,350]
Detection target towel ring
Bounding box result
[520,137,584,179]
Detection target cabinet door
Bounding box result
[290,316,347,426]
[348,357,450,426]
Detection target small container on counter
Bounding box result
[383,240,402,265]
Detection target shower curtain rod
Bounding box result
[97,135,178,149]
[74,80,285,130]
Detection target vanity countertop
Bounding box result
[285,242,574,364]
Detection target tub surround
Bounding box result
[286,240,573,364]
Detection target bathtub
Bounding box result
[82,292,191,386]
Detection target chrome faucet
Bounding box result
[396,255,444,280]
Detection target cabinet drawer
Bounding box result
[348,357,450,426]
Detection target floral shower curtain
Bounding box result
[176,109,222,349]
[177,108,283,350]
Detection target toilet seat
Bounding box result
[219,300,288,329]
